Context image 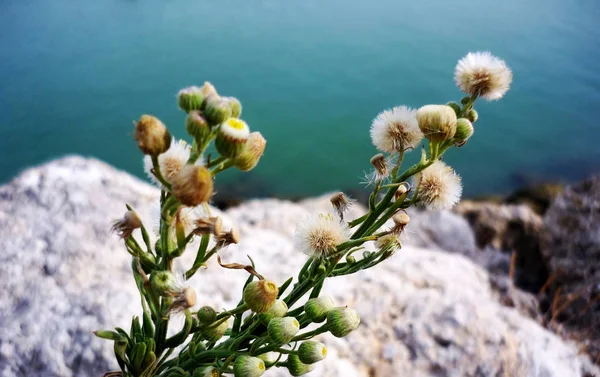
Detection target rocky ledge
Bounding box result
[0,156,598,377]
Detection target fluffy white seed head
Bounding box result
[143,139,192,186]
[455,51,513,101]
[294,213,351,258]
[413,160,462,210]
[370,106,423,153]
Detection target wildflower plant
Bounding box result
[99,52,512,377]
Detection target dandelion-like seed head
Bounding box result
[294,213,351,259]
[455,51,512,101]
[370,106,423,153]
[143,139,192,186]
[413,160,462,210]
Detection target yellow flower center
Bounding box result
[322,347,327,356]
[258,361,265,371]
[228,118,246,130]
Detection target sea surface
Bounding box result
[1,0,599,199]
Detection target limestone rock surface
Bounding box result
[0,157,597,377]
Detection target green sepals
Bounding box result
[204,95,232,126]
[186,111,211,143]
[286,354,315,376]
[466,108,479,123]
[197,306,218,325]
[178,86,205,113]
[225,96,242,118]
[446,101,461,116]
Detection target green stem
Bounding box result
[291,324,328,342]
[151,155,172,189]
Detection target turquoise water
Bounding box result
[1,0,599,199]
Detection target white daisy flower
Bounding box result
[413,160,462,210]
[454,52,513,101]
[294,213,351,258]
[143,139,192,187]
[370,106,423,153]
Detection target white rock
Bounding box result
[0,156,597,377]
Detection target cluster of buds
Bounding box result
[178,82,266,172]
[101,53,513,377]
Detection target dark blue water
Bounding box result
[1,0,599,198]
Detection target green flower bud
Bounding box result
[243,280,279,313]
[461,96,471,105]
[225,96,242,118]
[197,306,217,325]
[267,317,300,344]
[233,356,266,377]
[233,132,266,172]
[178,86,205,113]
[193,366,220,377]
[286,354,315,376]
[466,108,479,123]
[204,95,232,126]
[150,271,178,297]
[326,307,360,338]
[215,118,251,159]
[259,299,288,324]
[298,341,327,364]
[186,111,210,142]
[200,318,229,342]
[446,101,461,116]
[134,115,172,156]
[171,165,214,206]
[455,118,474,142]
[416,105,457,143]
[304,297,335,323]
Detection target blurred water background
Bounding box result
[1,0,599,199]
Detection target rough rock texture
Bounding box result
[0,157,598,377]
[540,175,600,365]
[455,201,549,293]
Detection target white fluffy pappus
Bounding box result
[454,51,512,101]
[143,139,193,186]
[413,160,462,210]
[294,213,351,258]
[370,106,423,153]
